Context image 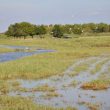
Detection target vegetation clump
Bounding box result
[81,80,110,90]
[34,84,56,92]
[41,92,59,99]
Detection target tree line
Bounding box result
[5,22,110,38]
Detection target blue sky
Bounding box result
[0,0,110,32]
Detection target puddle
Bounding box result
[0,45,55,62]
[7,56,110,110]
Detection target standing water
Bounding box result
[0,45,110,110]
[0,45,55,62]
[8,56,110,110]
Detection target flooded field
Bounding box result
[0,45,110,110]
[7,56,110,110]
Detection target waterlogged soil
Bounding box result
[8,55,110,110]
[0,45,55,62]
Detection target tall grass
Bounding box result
[0,96,63,110]
[0,36,110,80]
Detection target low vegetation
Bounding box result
[0,96,63,110]
[34,84,55,92]
[0,36,110,80]
[0,35,110,110]
[81,62,110,90]
[41,92,59,99]
[81,80,110,90]
[91,59,109,74]
[0,47,13,53]
[78,101,100,110]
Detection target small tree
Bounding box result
[35,25,47,38]
[5,24,15,37]
[6,22,34,39]
[5,23,26,38]
[73,24,83,35]
[52,25,63,38]
[28,25,36,38]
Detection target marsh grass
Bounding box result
[34,84,56,92]
[81,80,110,90]
[78,101,100,110]
[71,63,89,75]
[0,47,13,53]
[41,91,59,99]
[91,59,109,74]
[0,81,22,95]
[82,61,110,90]
[0,96,62,110]
[69,59,97,77]
[69,80,79,87]
[0,81,10,95]
[0,36,110,80]
[1,36,110,110]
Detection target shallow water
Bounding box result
[8,56,110,110]
[0,45,55,62]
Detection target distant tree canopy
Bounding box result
[6,22,47,39]
[52,25,63,38]
[73,24,83,35]
[5,22,110,38]
[35,25,47,37]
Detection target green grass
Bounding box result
[82,58,110,90]
[0,96,63,110]
[91,59,109,74]
[69,59,97,76]
[0,36,110,80]
[0,47,13,53]
[1,35,110,110]
[70,63,89,77]
[0,80,21,95]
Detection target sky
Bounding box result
[0,0,110,32]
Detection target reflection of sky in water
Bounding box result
[0,45,55,62]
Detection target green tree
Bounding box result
[6,22,36,39]
[97,23,109,32]
[18,22,34,39]
[73,24,83,35]
[5,24,15,37]
[52,25,63,38]
[35,25,47,38]
[6,23,26,38]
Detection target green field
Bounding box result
[0,35,110,110]
[0,47,13,53]
[0,36,110,80]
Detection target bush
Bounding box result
[52,25,63,38]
